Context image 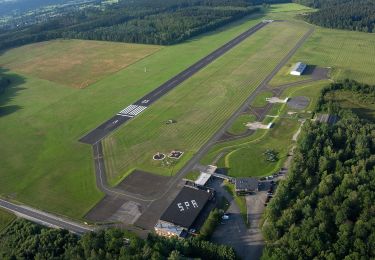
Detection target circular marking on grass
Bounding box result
[153,153,165,160]
[168,150,184,159]
[287,96,310,110]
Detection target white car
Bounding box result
[222,215,229,220]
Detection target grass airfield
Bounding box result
[0,40,161,88]
[103,21,310,185]
[1,3,375,219]
[0,12,267,218]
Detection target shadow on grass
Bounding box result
[303,64,317,75]
[0,67,26,117]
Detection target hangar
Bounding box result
[290,62,307,76]
[154,186,213,238]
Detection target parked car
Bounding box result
[222,214,229,220]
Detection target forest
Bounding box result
[296,0,375,33]
[0,0,290,50]
[262,80,375,259]
[0,219,236,260]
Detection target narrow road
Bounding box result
[0,199,93,235]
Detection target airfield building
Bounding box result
[235,177,259,195]
[290,62,307,76]
[155,186,213,238]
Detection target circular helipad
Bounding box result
[287,96,310,110]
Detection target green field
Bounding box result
[103,21,310,184]
[228,114,256,135]
[201,81,327,178]
[270,27,375,86]
[1,2,375,220]
[0,11,286,218]
[0,40,161,88]
[0,209,14,233]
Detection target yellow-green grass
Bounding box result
[268,3,313,13]
[201,81,327,177]
[0,14,279,219]
[0,209,15,233]
[226,118,299,177]
[324,90,375,122]
[268,63,312,87]
[103,22,310,185]
[251,91,274,107]
[271,27,375,86]
[228,114,256,135]
[0,40,161,88]
[184,171,200,181]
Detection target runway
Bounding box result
[79,21,270,145]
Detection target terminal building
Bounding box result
[290,62,307,76]
[154,186,213,238]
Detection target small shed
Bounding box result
[290,62,307,76]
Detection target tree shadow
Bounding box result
[0,67,26,117]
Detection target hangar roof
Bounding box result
[160,186,211,229]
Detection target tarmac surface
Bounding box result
[79,21,269,145]
[0,22,318,240]
[0,199,93,235]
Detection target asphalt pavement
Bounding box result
[79,21,269,145]
[0,199,93,235]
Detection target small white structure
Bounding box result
[266,97,289,103]
[194,165,217,186]
[262,19,274,23]
[246,122,273,130]
[195,173,212,186]
[290,62,307,76]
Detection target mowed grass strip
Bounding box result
[103,22,310,184]
[228,114,256,135]
[0,40,162,88]
[271,27,375,86]
[0,15,275,219]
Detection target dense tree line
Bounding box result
[295,0,375,33]
[0,219,236,259]
[0,0,292,50]
[262,80,375,259]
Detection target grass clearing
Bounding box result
[325,90,375,121]
[202,81,326,177]
[103,21,310,184]
[0,40,161,88]
[228,114,256,135]
[270,27,375,87]
[0,13,277,218]
[251,91,273,107]
[226,118,298,177]
[0,209,15,233]
[184,171,200,181]
[1,3,373,220]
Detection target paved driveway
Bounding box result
[210,179,267,260]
